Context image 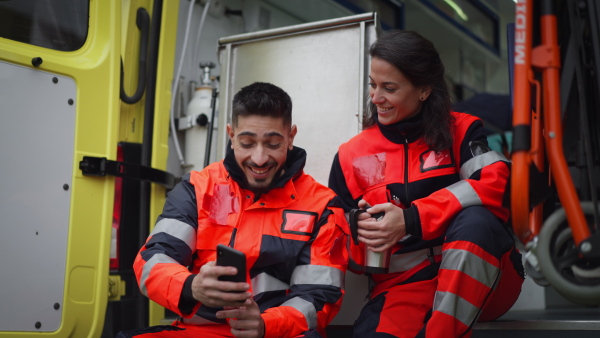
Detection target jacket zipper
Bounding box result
[404,135,437,266]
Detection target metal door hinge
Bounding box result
[108,275,126,301]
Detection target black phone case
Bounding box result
[216,244,246,283]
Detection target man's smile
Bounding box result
[248,165,272,175]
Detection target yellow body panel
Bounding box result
[0,0,178,336]
[146,0,180,327]
[0,1,119,336]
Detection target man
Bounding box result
[117,82,348,338]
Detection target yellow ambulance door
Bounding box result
[0,1,120,337]
[0,0,179,336]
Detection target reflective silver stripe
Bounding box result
[388,246,442,273]
[441,249,499,288]
[182,314,220,325]
[446,180,482,208]
[290,265,344,288]
[251,272,290,295]
[460,151,508,180]
[434,291,480,327]
[150,218,196,251]
[281,297,317,329]
[139,253,179,296]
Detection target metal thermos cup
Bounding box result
[349,209,391,274]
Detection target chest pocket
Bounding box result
[352,152,386,188]
[195,184,239,262]
[419,149,454,171]
[416,148,457,180]
[251,209,317,273]
[281,210,317,236]
[352,152,389,205]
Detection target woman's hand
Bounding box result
[356,199,406,252]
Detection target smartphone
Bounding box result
[216,244,246,283]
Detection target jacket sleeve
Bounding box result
[328,152,361,212]
[133,173,200,317]
[328,152,370,275]
[261,202,349,337]
[405,119,511,240]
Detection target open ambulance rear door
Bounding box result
[0,1,178,336]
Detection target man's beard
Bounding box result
[244,166,285,197]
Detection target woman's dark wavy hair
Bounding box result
[365,30,453,152]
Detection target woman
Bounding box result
[328,30,524,337]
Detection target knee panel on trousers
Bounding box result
[445,206,514,260]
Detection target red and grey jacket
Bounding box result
[134,146,349,337]
[329,111,510,287]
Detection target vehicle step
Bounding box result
[473,308,600,337]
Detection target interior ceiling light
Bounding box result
[444,0,469,21]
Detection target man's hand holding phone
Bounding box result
[191,245,250,308]
[214,245,265,338]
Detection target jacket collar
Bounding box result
[223,144,306,193]
[374,111,424,144]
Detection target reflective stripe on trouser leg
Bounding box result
[479,246,524,322]
[423,206,516,337]
[424,245,501,337]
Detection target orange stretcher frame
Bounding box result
[511,0,591,246]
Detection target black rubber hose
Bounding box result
[120,8,150,104]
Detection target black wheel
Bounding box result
[536,202,600,305]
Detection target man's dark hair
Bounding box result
[231,82,292,127]
[366,30,453,152]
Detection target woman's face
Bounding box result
[369,57,431,125]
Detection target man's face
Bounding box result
[227,115,297,193]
